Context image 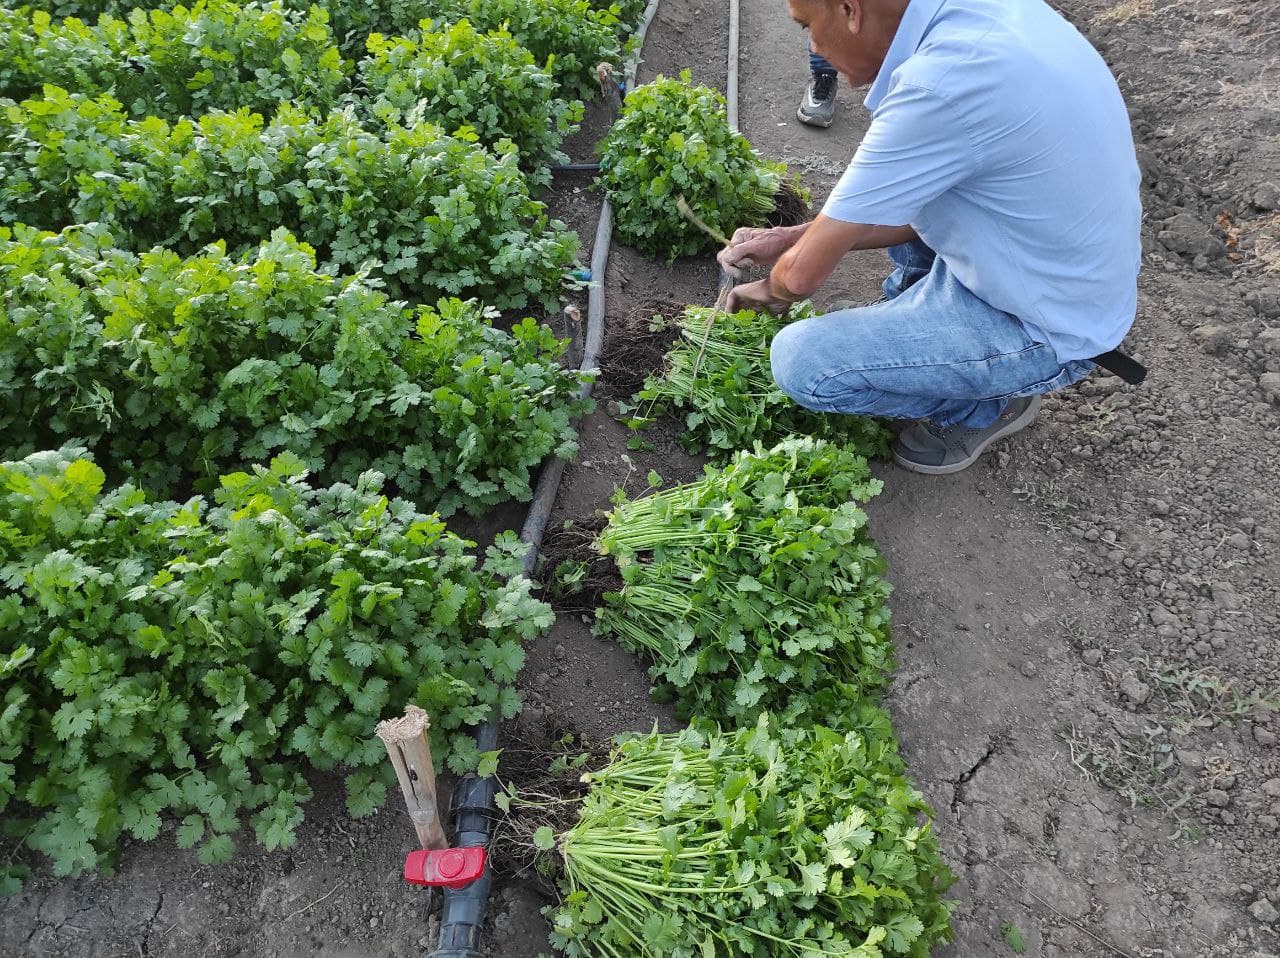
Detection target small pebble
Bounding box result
[1248,899,1279,924]
[1119,671,1152,705]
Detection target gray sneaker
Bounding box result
[826,296,887,312]
[892,395,1042,475]
[797,72,837,128]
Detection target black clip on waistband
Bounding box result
[1090,348,1147,386]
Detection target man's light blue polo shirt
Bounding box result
[822,0,1142,362]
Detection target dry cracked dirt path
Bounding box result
[728,1,1280,955]
[3,0,1278,956]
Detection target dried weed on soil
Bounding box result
[536,513,622,616]
[596,298,683,396]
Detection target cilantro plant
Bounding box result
[590,438,894,727]
[587,0,647,34]
[543,714,954,956]
[598,72,799,259]
[0,90,578,310]
[0,448,552,889]
[0,225,589,515]
[11,0,433,57]
[417,0,626,102]
[0,1,347,119]
[359,21,582,184]
[312,0,434,55]
[626,303,891,460]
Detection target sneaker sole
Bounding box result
[796,108,833,128]
[892,395,1042,476]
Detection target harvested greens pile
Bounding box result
[543,714,954,957]
[626,304,891,461]
[597,72,802,260]
[538,438,957,954]
[592,437,894,727]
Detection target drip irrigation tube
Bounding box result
[727,0,740,133]
[426,1,663,954]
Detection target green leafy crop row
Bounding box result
[414,0,626,102]
[0,0,635,133]
[598,72,797,260]
[590,438,894,728]
[0,89,578,309]
[545,715,954,957]
[0,224,589,515]
[0,448,552,890]
[358,21,581,183]
[627,304,892,460]
[0,0,347,119]
[11,0,430,56]
[8,0,637,88]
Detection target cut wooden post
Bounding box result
[376,706,448,850]
[596,62,624,121]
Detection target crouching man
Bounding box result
[720,0,1143,475]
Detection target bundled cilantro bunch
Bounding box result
[0,224,588,515]
[544,714,954,957]
[0,448,551,889]
[598,72,799,260]
[416,0,626,101]
[627,303,891,461]
[0,91,578,310]
[359,21,581,184]
[592,437,893,727]
[0,1,347,119]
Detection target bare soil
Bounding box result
[5,0,1279,956]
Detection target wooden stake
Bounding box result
[376,706,448,850]
[596,62,624,121]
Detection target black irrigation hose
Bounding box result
[426,2,663,955]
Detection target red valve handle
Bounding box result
[404,847,487,889]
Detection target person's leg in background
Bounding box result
[769,248,1095,474]
[798,41,838,128]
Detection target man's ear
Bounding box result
[840,0,863,34]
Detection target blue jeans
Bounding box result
[809,43,835,75]
[770,240,1095,429]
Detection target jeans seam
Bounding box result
[811,342,1045,389]
[808,343,1067,403]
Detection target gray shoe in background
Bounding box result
[892,395,1042,475]
[825,297,887,312]
[797,72,837,128]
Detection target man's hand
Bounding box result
[719,217,920,310]
[716,224,807,279]
[726,278,795,315]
